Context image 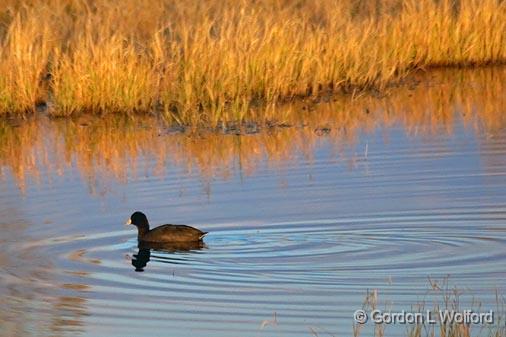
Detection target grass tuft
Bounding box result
[0,0,505,126]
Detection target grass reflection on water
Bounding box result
[0,68,505,194]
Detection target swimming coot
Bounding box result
[126,211,207,243]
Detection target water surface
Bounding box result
[1,68,505,337]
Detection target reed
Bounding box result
[355,278,506,337]
[0,10,52,113]
[0,0,505,126]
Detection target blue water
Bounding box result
[1,70,506,337]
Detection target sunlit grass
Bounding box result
[0,0,505,126]
[0,11,52,114]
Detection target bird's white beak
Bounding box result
[125,218,132,225]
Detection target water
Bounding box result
[1,68,505,337]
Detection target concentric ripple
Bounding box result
[1,83,506,337]
[7,206,503,337]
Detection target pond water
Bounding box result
[0,68,505,337]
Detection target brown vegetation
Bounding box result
[0,0,504,126]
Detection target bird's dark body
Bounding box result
[141,224,207,243]
[127,211,207,243]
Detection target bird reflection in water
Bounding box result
[131,241,205,272]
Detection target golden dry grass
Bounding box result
[0,0,505,126]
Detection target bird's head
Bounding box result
[125,211,149,228]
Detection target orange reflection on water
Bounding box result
[0,67,505,193]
